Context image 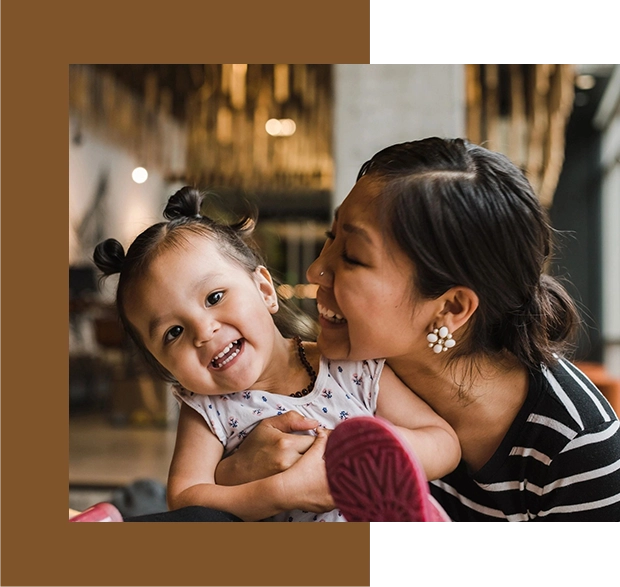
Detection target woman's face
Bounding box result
[307,175,434,362]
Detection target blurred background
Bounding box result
[69,63,620,515]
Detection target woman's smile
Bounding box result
[316,303,347,325]
[307,176,420,362]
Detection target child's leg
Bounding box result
[325,416,451,522]
[69,503,243,522]
[125,506,242,522]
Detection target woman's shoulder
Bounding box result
[534,358,618,432]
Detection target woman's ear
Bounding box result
[254,266,279,314]
[437,287,479,333]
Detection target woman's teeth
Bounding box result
[317,303,347,324]
[211,340,241,368]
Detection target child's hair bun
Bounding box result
[163,186,203,220]
[93,238,126,275]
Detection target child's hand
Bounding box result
[216,412,319,485]
[280,428,336,513]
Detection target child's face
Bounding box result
[307,175,435,363]
[125,234,280,395]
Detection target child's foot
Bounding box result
[325,416,450,522]
[69,502,124,522]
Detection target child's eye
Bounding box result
[164,325,183,344]
[206,291,224,306]
[324,230,336,240]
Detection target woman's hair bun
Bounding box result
[163,186,203,220]
[93,238,126,276]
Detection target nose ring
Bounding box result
[320,271,325,276]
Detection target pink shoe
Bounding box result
[325,416,450,522]
[69,502,123,522]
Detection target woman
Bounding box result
[220,137,620,521]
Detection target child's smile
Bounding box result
[210,338,243,370]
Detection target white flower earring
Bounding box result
[427,326,456,354]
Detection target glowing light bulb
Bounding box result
[265,118,296,137]
[575,74,596,90]
[132,167,148,184]
[265,119,282,136]
[280,119,296,136]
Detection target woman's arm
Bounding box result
[168,404,334,521]
[375,365,461,480]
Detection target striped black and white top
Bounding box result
[430,359,620,521]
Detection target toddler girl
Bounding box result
[93,186,459,521]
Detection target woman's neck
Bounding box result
[388,352,529,472]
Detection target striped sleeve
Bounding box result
[529,362,620,520]
[430,361,620,521]
[531,419,620,520]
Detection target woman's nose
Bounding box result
[306,255,330,286]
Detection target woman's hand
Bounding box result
[279,427,335,513]
[215,412,320,486]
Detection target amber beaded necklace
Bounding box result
[289,336,317,397]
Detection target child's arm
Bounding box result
[375,365,461,480]
[168,403,334,521]
[215,411,319,486]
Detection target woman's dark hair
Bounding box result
[358,137,579,371]
[93,186,318,383]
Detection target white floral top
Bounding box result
[172,356,385,522]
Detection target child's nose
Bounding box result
[193,318,219,347]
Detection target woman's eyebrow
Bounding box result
[334,206,372,243]
[342,222,372,243]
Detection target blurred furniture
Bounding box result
[576,362,620,416]
[69,267,171,427]
[93,312,170,427]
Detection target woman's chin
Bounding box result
[317,331,352,361]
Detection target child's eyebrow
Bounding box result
[148,314,170,340]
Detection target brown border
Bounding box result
[1,1,370,586]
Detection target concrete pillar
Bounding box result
[332,64,466,206]
[594,65,620,376]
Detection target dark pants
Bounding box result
[124,505,242,522]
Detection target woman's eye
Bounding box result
[164,325,183,344]
[341,250,364,266]
[340,249,366,267]
[206,291,224,306]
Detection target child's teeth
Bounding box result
[213,346,241,368]
[213,341,238,361]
